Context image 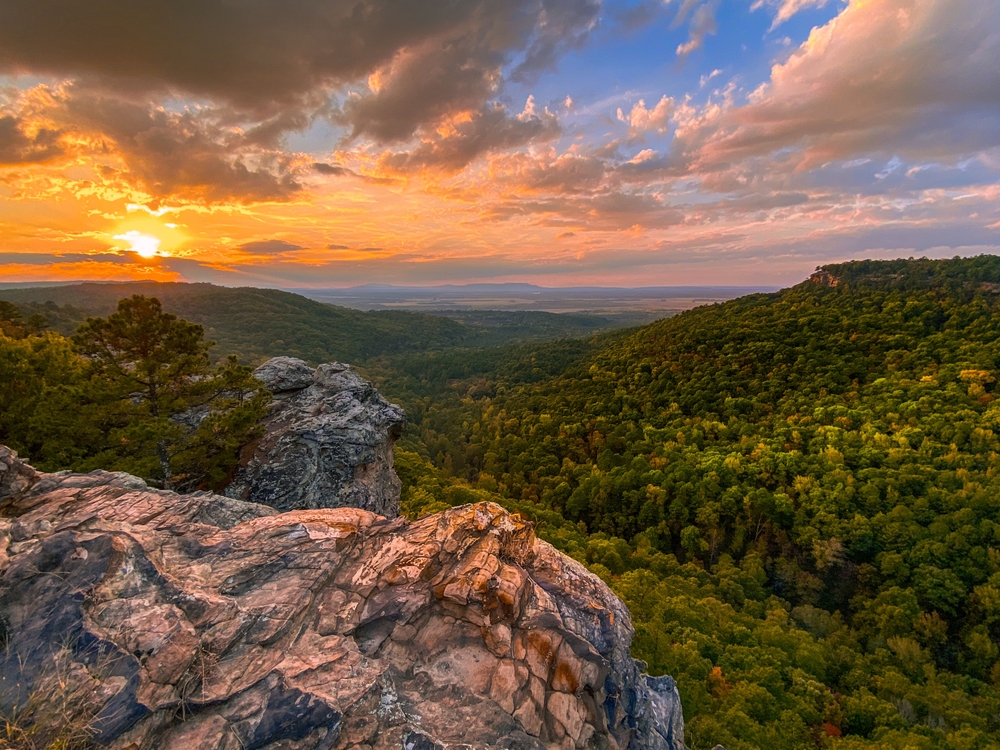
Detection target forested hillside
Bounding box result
[370,256,1000,749]
[0,282,621,363]
[5,257,1000,748]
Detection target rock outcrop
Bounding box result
[225,357,406,518]
[0,446,684,750]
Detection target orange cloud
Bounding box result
[0,0,997,288]
[684,0,1000,171]
[617,96,675,138]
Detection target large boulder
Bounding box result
[224,357,406,518]
[0,446,684,750]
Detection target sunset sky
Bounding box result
[0,0,997,287]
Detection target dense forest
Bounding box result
[0,296,269,489]
[4,256,1000,748]
[368,256,1000,749]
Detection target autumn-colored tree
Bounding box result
[0,300,46,339]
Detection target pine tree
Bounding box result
[73,295,268,490]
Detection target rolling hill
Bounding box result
[370,255,1000,750]
[0,282,626,364]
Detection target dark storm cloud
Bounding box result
[0,115,64,165]
[311,161,399,185]
[0,0,600,131]
[312,162,349,175]
[338,37,506,143]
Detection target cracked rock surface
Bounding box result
[224,357,406,518]
[0,444,683,750]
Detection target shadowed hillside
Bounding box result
[0,282,627,364]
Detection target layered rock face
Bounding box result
[0,446,684,750]
[225,357,406,518]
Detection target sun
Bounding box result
[114,230,165,259]
[109,217,185,258]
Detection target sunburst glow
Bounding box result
[0,0,995,287]
[114,231,165,259]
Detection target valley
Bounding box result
[3,256,1000,748]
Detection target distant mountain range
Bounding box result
[293,282,773,295]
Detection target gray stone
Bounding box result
[0,444,38,512]
[253,356,317,393]
[645,675,686,750]
[224,357,406,518]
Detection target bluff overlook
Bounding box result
[0,360,683,749]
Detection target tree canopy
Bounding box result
[1,295,269,491]
[0,282,630,363]
[6,256,1000,748]
[369,255,1000,749]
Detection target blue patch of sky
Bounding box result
[0,74,54,91]
[501,0,844,153]
[231,0,854,162]
[283,118,343,157]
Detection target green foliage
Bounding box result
[0,300,47,339]
[1,296,269,490]
[818,255,1000,291]
[74,295,212,406]
[418,309,639,340]
[0,331,91,466]
[2,299,87,338]
[375,256,1000,748]
[8,257,1000,747]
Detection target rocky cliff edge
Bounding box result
[0,406,683,750]
[225,357,406,518]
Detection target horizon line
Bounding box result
[0,279,784,292]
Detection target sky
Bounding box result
[0,0,997,288]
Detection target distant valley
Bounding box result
[0,282,651,365]
[5,257,1000,749]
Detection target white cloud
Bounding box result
[681,0,1000,171]
[617,95,675,136]
[699,69,723,88]
[676,2,718,59]
[628,148,658,164]
[752,0,830,30]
